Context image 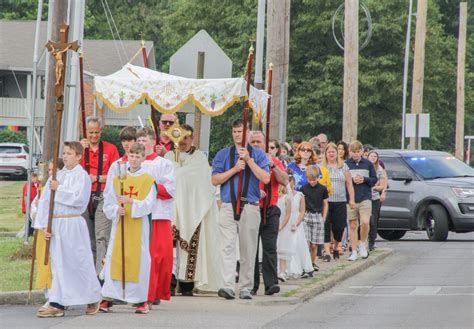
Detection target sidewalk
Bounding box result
[0,248,392,306]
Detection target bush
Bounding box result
[101,126,124,155]
[0,129,28,145]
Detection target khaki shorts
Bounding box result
[347,199,372,220]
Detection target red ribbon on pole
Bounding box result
[236,47,254,215]
[79,51,90,172]
[263,64,274,224]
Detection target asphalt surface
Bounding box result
[0,231,472,328]
[265,231,474,329]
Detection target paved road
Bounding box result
[1,232,472,328]
[265,231,474,329]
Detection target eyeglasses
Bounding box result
[160,120,175,126]
[300,148,312,153]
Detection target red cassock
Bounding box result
[147,184,173,302]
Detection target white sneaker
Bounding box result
[347,251,358,261]
[359,243,369,259]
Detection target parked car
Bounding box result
[378,150,474,241]
[0,143,31,178]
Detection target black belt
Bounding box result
[306,210,322,215]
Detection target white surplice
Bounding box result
[102,167,156,303]
[165,150,222,292]
[35,164,101,306]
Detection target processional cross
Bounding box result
[43,23,80,266]
[46,23,80,100]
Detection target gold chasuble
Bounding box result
[112,173,154,282]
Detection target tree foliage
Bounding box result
[1,0,472,154]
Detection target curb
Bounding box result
[251,248,393,306]
[0,232,17,237]
[0,290,45,306]
[0,249,393,306]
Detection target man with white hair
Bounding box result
[316,133,328,151]
[80,116,120,272]
[249,130,288,296]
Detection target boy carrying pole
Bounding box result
[35,141,101,317]
[101,143,157,314]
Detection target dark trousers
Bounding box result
[369,199,381,248]
[253,206,280,292]
[324,202,347,243]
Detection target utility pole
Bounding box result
[43,0,68,162]
[409,0,428,150]
[455,2,468,160]
[342,0,359,143]
[266,0,290,141]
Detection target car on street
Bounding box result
[377,150,474,241]
[0,143,31,178]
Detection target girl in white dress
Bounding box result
[277,184,292,281]
[286,174,314,278]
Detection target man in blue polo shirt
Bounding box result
[212,119,270,300]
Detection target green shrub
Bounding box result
[0,129,28,145]
[101,126,124,155]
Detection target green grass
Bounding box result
[0,237,32,292]
[281,264,350,298]
[0,181,25,232]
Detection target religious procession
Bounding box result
[1,1,473,328]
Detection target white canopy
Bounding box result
[94,64,268,121]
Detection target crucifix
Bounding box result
[43,22,80,266]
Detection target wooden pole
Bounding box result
[266,0,290,141]
[263,64,273,224]
[141,41,160,142]
[455,2,468,160]
[193,52,205,148]
[236,48,254,216]
[409,0,428,150]
[79,51,90,173]
[342,0,359,143]
[28,229,38,301]
[120,182,126,299]
[42,0,68,163]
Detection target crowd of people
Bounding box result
[26,114,388,318]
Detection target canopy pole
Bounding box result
[141,39,159,141]
[236,46,254,215]
[262,63,273,224]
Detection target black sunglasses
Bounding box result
[160,120,175,125]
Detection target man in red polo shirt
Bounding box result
[249,131,288,296]
[155,113,177,157]
[80,117,120,272]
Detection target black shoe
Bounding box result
[312,263,320,271]
[264,285,280,296]
[333,250,340,260]
[181,291,193,296]
[323,255,331,262]
[152,299,161,305]
[250,289,257,296]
